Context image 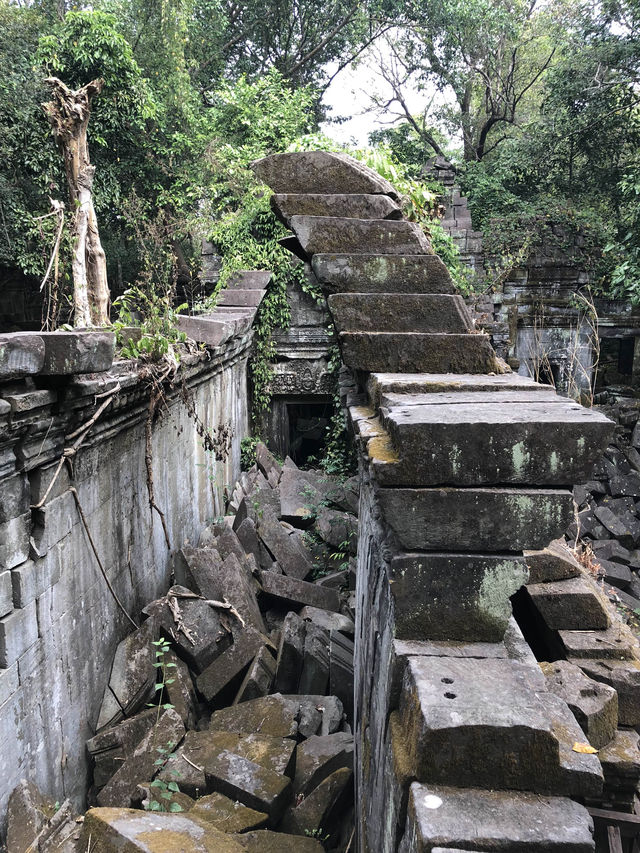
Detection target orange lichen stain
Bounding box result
[368,435,400,464]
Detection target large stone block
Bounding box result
[328,293,471,334]
[259,571,340,613]
[196,629,266,703]
[524,539,582,583]
[377,395,613,487]
[0,571,12,619]
[0,334,45,379]
[366,371,547,406]
[0,473,29,525]
[36,331,115,374]
[559,623,640,660]
[290,216,431,256]
[573,658,640,726]
[204,749,291,822]
[257,509,313,580]
[389,553,528,642]
[398,656,602,796]
[175,315,234,347]
[252,151,398,197]
[0,512,31,571]
[377,487,574,552]
[0,600,38,668]
[311,253,455,294]
[272,193,401,225]
[527,577,610,631]
[217,289,265,307]
[340,331,497,374]
[399,784,596,853]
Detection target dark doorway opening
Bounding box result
[287,399,333,466]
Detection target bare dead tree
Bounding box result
[43,77,110,327]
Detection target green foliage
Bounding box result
[240,436,259,470]
[112,287,187,361]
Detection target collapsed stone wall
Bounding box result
[0,329,252,838]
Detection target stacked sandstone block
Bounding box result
[253,151,617,853]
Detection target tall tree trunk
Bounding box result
[43,77,110,327]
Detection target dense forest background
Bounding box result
[1,0,640,320]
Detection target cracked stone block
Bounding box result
[293,732,354,797]
[97,708,185,807]
[190,792,268,833]
[196,629,266,704]
[389,553,527,643]
[203,749,291,822]
[259,571,340,613]
[525,539,583,583]
[252,151,398,197]
[0,333,45,379]
[0,600,38,668]
[81,807,245,852]
[234,646,276,704]
[272,192,401,225]
[96,619,156,730]
[280,766,353,837]
[399,784,596,853]
[257,510,313,580]
[234,518,273,571]
[527,578,610,630]
[541,661,618,749]
[573,658,640,726]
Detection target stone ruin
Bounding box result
[1,151,640,852]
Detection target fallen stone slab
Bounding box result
[87,708,157,788]
[175,315,235,347]
[597,558,632,589]
[290,215,431,256]
[133,782,194,814]
[527,577,610,631]
[6,779,56,853]
[598,729,640,787]
[325,475,360,515]
[591,539,635,565]
[377,489,575,553]
[217,288,265,307]
[257,509,314,580]
[190,792,268,833]
[271,192,401,225]
[312,252,454,294]
[196,629,266,703]
[389,553,527,642]
[573,658,640,726]
[329,630,354,720]
[559,623,640,660]
[275,612,306,693]
[328,293,472,334]
[299,606,355,635]
[165,649,198,730]
[594,505,640,547]
[399,784,596,853]
[399,656,602,796]
[81,807,245,852]
[255,442,282,482]
[209,694,299,739]
[234,518,273,570]
[280,766,353,836]
[252,151,398,197]
[236,829,325,852]
[227,271,273,290]
[524,539,583,583]
[540,660,618,749]
[298,622,331,696]
[315,508,357,553]
[377,396,613,487]
[341,331,497,374]
[293,732,354,796]
[97,708,185,807]
[204,749,291,822]
[609,470,640,497]
[296,695,344,738]
[96,618,156,730]
[279,467,322,524]
[260,570,340,613]
[0,334,45,379]
[233,646,276,703]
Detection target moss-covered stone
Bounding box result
[190,792,268,833]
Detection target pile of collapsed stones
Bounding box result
[5,444,358,853]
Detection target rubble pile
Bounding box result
[6,443,358,853]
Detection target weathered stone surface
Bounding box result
[252,151,399,197]
[175,315,235,347]
[524,539,583,583]
[87,709,157,788]
[227,271,273,290]
[291,215,431,256]
[540,661,618,749]
[598,729,640,784]
[275,612,306,693]
[399,784,596,853]
[35,331,115,374]
[6,779,55,853]
[217,289,265,307]
[281,766,352,836]
[399,656,602,796]
[234,518,273,571]
[312,253,454,294]
[328,293,471,334]
[81,807,245,852]
[0,570,12,619]
[367,371,546,404]
[296,695,344,738]
[278,467,321,524]
[0,600,40,668]
[378,397,613,487]
[573,658,640,726]
[559,623,640,660]
[209,695,299,739]
[329,630,354,720]
[315,508,357,553]
[593,505,640,547]
[236,829,325,852]
[257,509,313,580]
[165,650,198,730]
[341,331,497,374]
[293,732,354,796]
[378,488,574,552]
[597,557,632,589]
[97,709,185,807]
[190,792,268,833]
[134,782,194,814]
[234,646,276,703]
[389,553,528,642]
[0,333,45,379]
[260,570,340,613]
[272,192,401,225]
[143,588,231,674]
[96,620,156,730]
[255,442,282,482]
[299,606,355,635]
[203,750,291,821]
[298,622,330,696]
[196,630,265,703]
[527,578,610,630]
